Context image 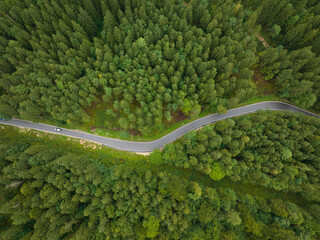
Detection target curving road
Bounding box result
[0,101,319,152]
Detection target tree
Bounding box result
[198,202,215,224]
[164,111,172,122]
[209,163,225,181]
[268,24,281,39]
[149,149,163,166]
[226,210,242,226]
[282,24,307,48]
[77,7,97,37]
[0,111,12,120]
[118,117,128,129]
[136,37,147,49]
[189,104,201,119]
[167,175,187,201]
[143,216,160,239]
[270,199,289,218]
[0,0,264,138]
[217,105,227,114]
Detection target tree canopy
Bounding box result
[0,0,258,135]
[161,111,320,201]
[244,0,320,110]
[1,121,320,239]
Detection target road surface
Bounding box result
[0,101,319,152]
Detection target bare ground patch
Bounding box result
[252,69,275,96]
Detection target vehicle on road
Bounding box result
[0,102,318,152]
[0,118,6,121]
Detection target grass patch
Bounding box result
[241,95,284,105]
[252,69,276,95]
[0,125,146,167]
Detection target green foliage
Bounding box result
[0,0,257,135]
[281,148,292,160]
[118,117,128,129]
[167,175,188,201]
[162,111,320,200]
[268,24,281,39]
[258,0,320,54]
[149,149,163,166]
[0,111,11,120]
[198,202,215,224]
[226,210,242,226]
[259,47,319,109]
[189,104,202,119]
[249,0,320,110]
[119,130,130,139]
[136,38,147,49]
[209,163,226,181]
[217,105,228,114]
[250,0,320,109]
[0,122,320,239]
[142,216,160,239]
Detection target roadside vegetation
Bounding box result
[1,0,320,239]
[1,111,320,239]
[1,0,318,140]
[0,0,258,136]
[159,111,320,197]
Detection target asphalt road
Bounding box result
[1,101,319,152]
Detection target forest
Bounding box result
[1,0,320,239]
[159,111,320,201]
[1,0,319,135]
[244,0,320,109]
[1,117,320,239]
[0,0,259,135]
[256,0,320,54]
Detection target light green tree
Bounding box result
[142,216,160,239]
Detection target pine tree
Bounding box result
[77,7,97,37]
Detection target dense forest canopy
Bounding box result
[258,46,320,109]
[257,0,320,54]
[1,0,320,238]
[243,0,320,110]
[159,111,320,201]
[0,0,319,135]
[0,0,258,135]
[1,122,320,239]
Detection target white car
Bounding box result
[55,127,62,132]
